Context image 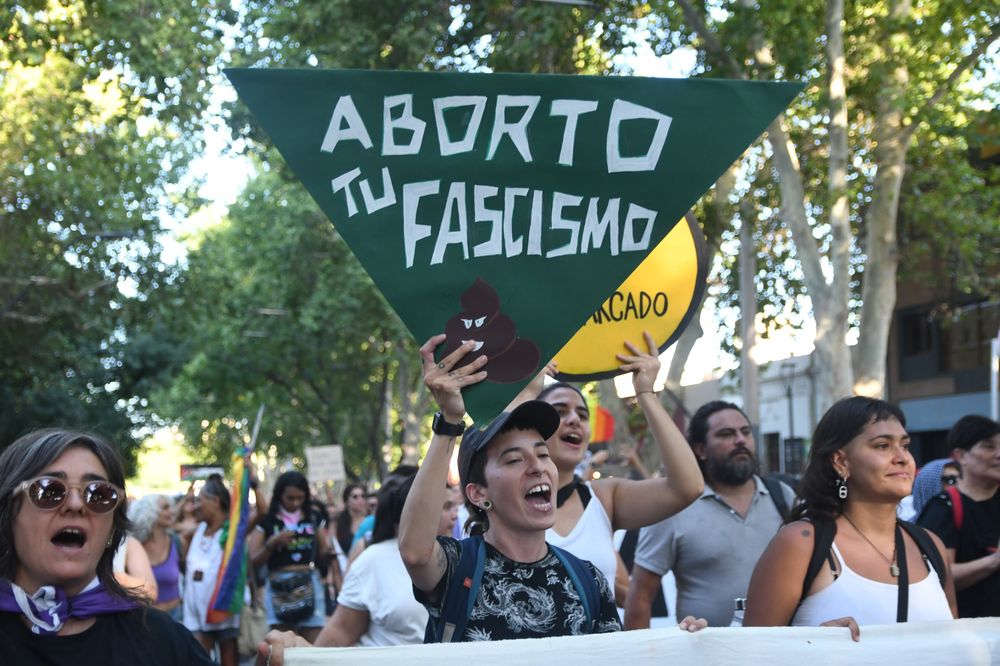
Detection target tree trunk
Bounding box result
[395,350,429,465]
[739,205,760,427]
[853,0,910,398]
[665,301,704,393]
[766,115,854,411]
[378,365,392,478]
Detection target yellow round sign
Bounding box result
[553,214,708,381]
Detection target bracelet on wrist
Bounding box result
[635,390,656,397]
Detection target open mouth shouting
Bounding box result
[525,483,553,512]
[560,431,584,448]
[51,526,89,552]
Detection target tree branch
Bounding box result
[904,21,1000,144]
[673,0,745,79]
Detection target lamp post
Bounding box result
[781,361,797,475]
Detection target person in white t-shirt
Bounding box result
[312,467,427,647]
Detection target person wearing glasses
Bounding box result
[333,483,369,558]
[0,429,213,664]
[908,459,962,520]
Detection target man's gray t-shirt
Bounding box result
[633,475,795,626]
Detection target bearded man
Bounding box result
[623,401,796,628]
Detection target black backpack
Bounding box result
[800,517,946,622]
[424,536,600,643]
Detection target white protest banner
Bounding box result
[284,618,1000,665]
[304,446,346,484]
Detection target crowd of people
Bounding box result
[1,332,997,665]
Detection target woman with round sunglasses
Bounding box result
[0,429,213,664]
[744,397,955,638]
[528,333,704,604]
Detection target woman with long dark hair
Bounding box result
[309,466,428,647]
[744,397,955,637]
[532,333,703,605]
[182,474,242,665]
[248,471,328,641]
[0,429,212,664]
[333,483,367,556]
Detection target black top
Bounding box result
[918,488,1000,617]
[415,536,621,642]
[0,606,213,665]
[257,511,325,570]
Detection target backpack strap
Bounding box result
[171,531,185,574]
[800,518,837,603]
[894,522,909,622]
[898,520,947,591]
[549,544,599,630]
[944,485,964,531]
[761,476,790,522]
[424,536,486,643]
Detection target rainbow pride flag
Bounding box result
[206,447,251,623]
[590,404,615,443]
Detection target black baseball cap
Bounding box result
[457,400,561,490]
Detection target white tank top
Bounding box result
[792,542,952,626]
[182,522,240,632]
[545,482,617,597]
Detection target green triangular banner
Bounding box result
[226,68,801,422]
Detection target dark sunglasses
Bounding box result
[16,476,124,514]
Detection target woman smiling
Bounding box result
[744,397,956,638]
[0,429,212,664]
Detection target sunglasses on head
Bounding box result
[16,476,124,514]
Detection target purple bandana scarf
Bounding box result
[0,577,138,634]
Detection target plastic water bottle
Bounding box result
[729,597,746,627]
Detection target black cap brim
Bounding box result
[458,400,560,490]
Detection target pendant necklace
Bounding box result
[842,513,899,577]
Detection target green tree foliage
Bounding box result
[157,164,418,478]
[0,1,231,466]
[158,1,649,473]
[644,0,998,402]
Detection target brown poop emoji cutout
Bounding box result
[441,278,540,384]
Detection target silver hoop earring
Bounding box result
[836,476,848,500]
[481,499,493,511]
